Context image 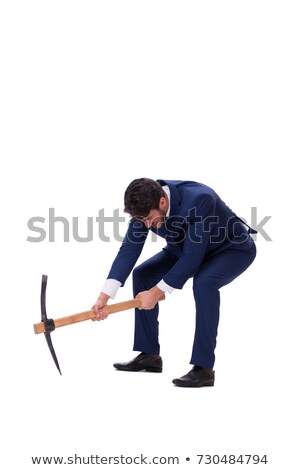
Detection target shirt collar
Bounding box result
[162,185,171,217]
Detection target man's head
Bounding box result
[124,178,169,229]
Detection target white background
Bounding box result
[1,1,300,468]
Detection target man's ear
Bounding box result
[159,196,168,210]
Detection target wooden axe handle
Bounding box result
[33,294,165,334]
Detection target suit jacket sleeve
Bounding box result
[106,220,148,286]
[163,194,216,289]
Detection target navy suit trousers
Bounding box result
[132,239,256,368]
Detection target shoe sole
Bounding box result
[172,380,214,388]
[114,366,162,373]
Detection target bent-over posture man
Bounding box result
[92,178,256,387]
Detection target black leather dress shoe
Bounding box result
[172,365,215,387]
[113,352,163,372]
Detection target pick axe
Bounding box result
[33,275,165,375]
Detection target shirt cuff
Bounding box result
[157,279,175,294]
[101,279,122,299]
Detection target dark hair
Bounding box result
[124,178,165,217]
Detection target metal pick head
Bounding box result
[40,274,62,375]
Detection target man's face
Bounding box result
[136,196,169,229]
[142,208,166,229]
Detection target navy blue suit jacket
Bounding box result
[107,180,252,290]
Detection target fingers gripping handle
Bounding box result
[33,294,165,334]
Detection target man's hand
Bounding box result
[92,292,110,321]
[136,286,164,310]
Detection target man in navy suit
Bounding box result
[92,178,256,387]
